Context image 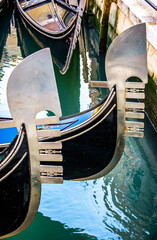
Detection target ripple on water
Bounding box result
[0,16,157,240]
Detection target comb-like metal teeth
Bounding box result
[125,82,145,89]
[125,102,145,110]
[126,92,145,99]
[40,165,63,184]
[37,129,61,138]
[125,121,144,128]
[36,117,63,183]
[39,154,63,162]
[125,112,145,119]
[38,142,62,149]
[125,131,144,138]
[125,82,145,138]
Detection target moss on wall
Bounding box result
[88,0,157,129]
[145,77,157,129]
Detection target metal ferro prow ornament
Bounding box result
[7,48,63,186]
[91,23,148,176]
[0,22,148,238]
[0,48,63,239]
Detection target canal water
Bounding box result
[0,8,157,240]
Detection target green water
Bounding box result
[0,8,157,240]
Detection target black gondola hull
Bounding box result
[0,89,117,181]
[40,89,117,180]
[0,126,31,237]
[15,13,75,71]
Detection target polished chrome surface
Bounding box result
[125,102,145,109]
[105,23,148,84]
[85,23,148,180]
[40,165,63,183]
[7,48,62,130]
[2,49,62,238]
[106,23,147,138]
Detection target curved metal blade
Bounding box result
[105,23,148,84]
[7,48,62,131]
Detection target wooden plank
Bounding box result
[0,143,9,148]
[125,112,145,119]
[38,141,62,149]
[39,154,63,162]
[90,81,111,88]
[0,116,60,129]
[21,0,47,9]
[0,120,15,129]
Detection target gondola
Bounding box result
[0,23,147,238]
[15,0,86,74]
[14,12,80,75]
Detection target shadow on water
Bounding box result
[7,212,97,240]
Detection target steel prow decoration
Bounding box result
[0,48,63,239]
[90,23,148,178]
[105,23,147,138]
[0,23,148,238]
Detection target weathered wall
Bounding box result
[88,0,157,128]
[107,0,157,128]
[108,0,157,85]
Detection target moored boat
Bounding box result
[0,23,148,238]
[0,124,40,239]
[15,12,79,74]
[0,22,148,180]
[15,0,86,73]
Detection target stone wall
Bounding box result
[89,0,157,128]
[107,0,157,128]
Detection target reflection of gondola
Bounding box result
[0,5,12,60]
[0,125,39,239]
[15,0,85,74]
[0,24,147,238]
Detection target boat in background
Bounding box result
[0,23,147,238]
[15,12,79,74]
[15,0,86,74]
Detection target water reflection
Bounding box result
[0,10,22,118]
[0,10,11,61]
[0,8,157,240]
[36,121,157,240]
[89,116,157,239]
[9,212,98,240]
[13,12,107,116]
